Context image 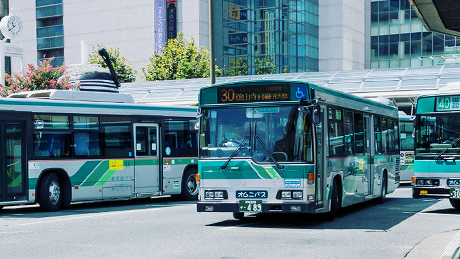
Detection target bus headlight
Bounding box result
[281,191,292,199]
[279,190,303,200]
[293,191,303,199]
[214,191,224,199]
[205,191,215,199]
[204,190,227,199]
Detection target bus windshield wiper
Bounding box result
[255,135,284,169]
[436,137,460,161]
[221,136,249,170]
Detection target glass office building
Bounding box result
[370,0,460,69]
[212,0,318,76]
[36,0,64,66]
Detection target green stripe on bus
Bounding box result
[70,160,101,186]
[81,161,109,186]
[252,163,273,179]
[135,159,159,166]
[96,170,117,186]
[265,167,281,179]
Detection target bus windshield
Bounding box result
[199,105,313,163]
[416,114,460,156]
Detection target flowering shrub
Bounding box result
[0,57,78,97]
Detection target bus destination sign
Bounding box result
[217,84,291,103]
[437,96,460,111]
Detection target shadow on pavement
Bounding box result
[207,197,440,230]
[0,196,196,219]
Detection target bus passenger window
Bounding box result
[34,132,71,157]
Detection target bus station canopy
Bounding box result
[120,64,460,113]
[409,0,460,37]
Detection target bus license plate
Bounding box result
[448,179,460,186]
[239,200,262,212]
[450,188,460,199]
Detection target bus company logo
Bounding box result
[236,190,268,199]
[284,179,301,188]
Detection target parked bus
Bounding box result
[196,80,400,219]
[399,111,414,182]
[413,91,460,208]
[0,89,199,211]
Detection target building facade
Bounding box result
[5,0,460,78]
[212,0,319,76]
[370,0,460,69]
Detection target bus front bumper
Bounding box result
[197,201,316,213]
[413,186,450,199]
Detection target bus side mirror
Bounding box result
[310,104,320,125]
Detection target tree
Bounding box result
[0,57,77,97]
[255,54,276,75]
[227,57,248,76]
[142,33,221,80]
[88,45,137,82]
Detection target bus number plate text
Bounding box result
[239,200,262,212]
[448,179,460,186]
[450,188,460,199]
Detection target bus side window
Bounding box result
[374,116,383,154]
[354,112,364,154]
[328,107,344,156]
[34,132,71,157]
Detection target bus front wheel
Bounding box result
[325,180,341,221]
[38,173,62,212]
[450,199,460,209]
[233,212,244,220]
[181,168,199,201]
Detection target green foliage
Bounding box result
[255,54,276,75]
[88,45,137,82]
[142,33,221,80]
[0,57,77,97]
[227,57,248,76]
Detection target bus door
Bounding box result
[362,115,373,196]
[315,108,324,208]
[0,120,27,202]
[133,124,160,195]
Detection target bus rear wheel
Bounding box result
[450,199,460,209]
[377,174,387,204]
[181,168,198,201]
[38,173,62,212]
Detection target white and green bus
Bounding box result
[413,91,460,208]
[399,112,415,182]
[0,89,199,211]
[196,80,400,219]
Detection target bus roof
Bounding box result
[1,90,197,118]
[199,80,398,114]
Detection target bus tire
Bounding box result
[377,174,387,204]
[325,180,340,221]
[233,212,245,220]
[450,199,460,209]
[181,168,199,201]
[38,173,62,212]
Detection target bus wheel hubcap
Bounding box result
[187,175,197,194]
[49,180,60,205]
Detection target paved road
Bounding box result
[0,186,459,259]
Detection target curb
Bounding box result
[441,230,460,259]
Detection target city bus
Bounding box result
[412,91,460,209]
[0,89,199,211]
[399,112,414,182]
[196,80,400,219]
